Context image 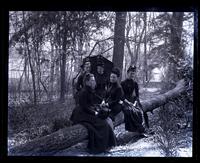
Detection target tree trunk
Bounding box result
[112,12,127,80]
[22,12,37,105]
[55,46,60,98]
[143,12,148,84]
[168,12,184,82]
[9,79,186,156]
[34,42,42,101]
[50,41,55,101]
[60,12,67,102]
[126,13,134,65]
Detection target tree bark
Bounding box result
[50,41,55,101]
[60,12,67,102]
[126,13,134,65]
[168,12,184,82]
[9,79,186,156]
[22,12,37,105]
[143,12,148,83]
[112,12,127,80]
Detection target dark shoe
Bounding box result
[138,132,148,138]
[144,128,155,135]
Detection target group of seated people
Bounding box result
[70,57,146,154]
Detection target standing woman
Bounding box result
[94,60,109,99]
[75,57,91,93]
[70,73,116,153]
[74,57,91,104]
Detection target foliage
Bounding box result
[146,12,193,83]
[153,94,192,156]
[9,11,114,103]
[52,117,72,132]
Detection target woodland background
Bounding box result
[8,11,194,157]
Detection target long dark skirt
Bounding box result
[122,105,145,133]
[70,106,117,153]
[109,104,123,122]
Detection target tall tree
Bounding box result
[60,12,67,102]
[143,12,148,83]
[168,12,184,82]
[125,13,134,65]
[146,12,186,84]
[22,12,37,105]
[112,12,127,79]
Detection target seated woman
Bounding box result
[121,65,141,106]
[121,65,146,133]
[70,73,116,153]
[102,68,124,123]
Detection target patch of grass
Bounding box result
[8,96,75,138]
[51,117,73,132]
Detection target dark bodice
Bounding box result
[105,82,124,107]
[121,79,139,103]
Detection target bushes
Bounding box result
[8,106,32,134]
[51,117,72,132]
[153,104,179,156]
[153,96,193,157]
[8,98,75,149]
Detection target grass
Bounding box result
[8,95,75,148]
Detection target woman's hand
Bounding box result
[95,111,99,116]
[124,99,131,106]
[100,100,109,107]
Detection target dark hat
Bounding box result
[127,65,136,73]
[84,57,90,63]
[96,60,104,67]
[111,67,120,77]
[80,57,91,68]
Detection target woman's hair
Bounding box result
[83,73,94,87]
[80,57,91,69]
[111,67,120,77]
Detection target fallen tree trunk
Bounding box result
[9,79,186,156]
[53,131,143,156]
[142,79,186,113]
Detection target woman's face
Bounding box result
[110,73,118,83]
[83,62,91,73]
[97,66,104,75]
[86,75,96,90]
[127,71,136,79]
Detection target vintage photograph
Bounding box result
[8,11,194,157]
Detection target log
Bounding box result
[142,79,186,113]
[9,124,88,156]
[53,129,144,156]
[9,79,186,156]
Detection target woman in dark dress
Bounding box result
[102,68,124,123]
[74,58,91,104]
[121,65,141,105]
[94,60,109,100]
[121,65,146,133]
[75,57,91,92]
[70,73,116,153]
